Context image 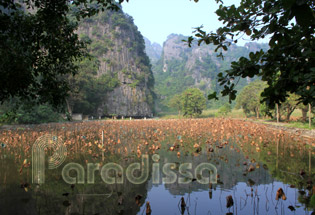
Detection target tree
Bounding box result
[299,105,309,122]
[189,0,315,108]
[182,88,206,118]
[168,94,183,117]
[259,102,273,118]
[235,80,267,118]
[218,103,232,116]
[274,93,312,122]
[0,0,122,107]
[281,93,300,121]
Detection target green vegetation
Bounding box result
[159,108,314,129]
[0,55,120,123]
[218,103,232,116]
[191,0,315,107]
[159,108,241,119]
[0,0,120,107]
[278,121,315,130]
[234,80,314,126]
[0,2,156,123]
[165,88,207,118]
[168,94,183,117]
[80,8,155,112]
[160,88,314,129]
[67,57,120,116]
[182,88,206,118]
[111,12,131,30]
[153,34,267,112]
[0,99,63,124]
[1,1,155,124]
[235,80,267,117]
[2,0,313,128]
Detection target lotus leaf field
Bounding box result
[0,118,314,215]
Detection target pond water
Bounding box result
[0,119,314,215]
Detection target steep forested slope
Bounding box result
[69,7,155,117]
[149,34,268,111]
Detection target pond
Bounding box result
[0,118,314,215]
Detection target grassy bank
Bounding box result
[158,109,315,130]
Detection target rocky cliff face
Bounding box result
[150,34,269,110]
[144,37,162,64]
[77,9,154,117]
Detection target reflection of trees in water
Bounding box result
[240,137,315,211]
[0,154,151,215]
[162,144,273,195]
[0,126,314,214]
[0,157,37,215]
[66,156,151,215]
[64,180,148,215]
[242,135,314,184]
[151,138,314,214]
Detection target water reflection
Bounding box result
[0,120,314,215]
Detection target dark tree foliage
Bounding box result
[0,98,63,124]
[0,0,123,107]
[189,0,315,107]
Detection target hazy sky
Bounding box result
[121,0,260,46]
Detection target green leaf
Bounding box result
[215,8,226,17]
[229,92,236,102]
[208,92,219,101]
[249,52,254,59]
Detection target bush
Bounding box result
[0,103,63,124]
[15,104,63,124]
[218,103,232,116]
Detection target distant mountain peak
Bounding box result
[144,37,162,63]
[152,34,269,112]
[76,9,155,117]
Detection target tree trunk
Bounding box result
[65,99,72,115]
[276,104,279,123]
[302,107,308,122]
[256,107,260,119]
[286,105,297,122]
[65,99,73,121]
[286,107,290,121]
[309,104,312,129]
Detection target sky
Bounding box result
[121,0,262,46]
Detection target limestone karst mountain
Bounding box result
[144,37,162,64]
[74,8,155,117]
[148,34,269,111]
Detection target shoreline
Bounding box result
[1,117,314,140]
[233,118,315,140]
